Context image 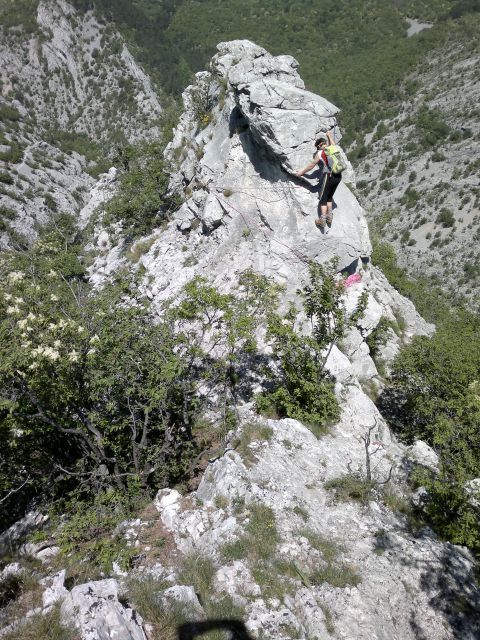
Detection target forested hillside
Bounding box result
[69,0,479,147]
[3,0,477,147]
[355,17,480,304]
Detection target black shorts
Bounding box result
[319,173,342,205]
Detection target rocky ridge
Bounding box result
[0,0,162,248]
[42,40,480,640]
[355,32,480,304]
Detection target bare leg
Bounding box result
[316,203,328,229]
[326,200,334,226]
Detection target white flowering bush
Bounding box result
[0,221,283,528]
[0,224,197,527]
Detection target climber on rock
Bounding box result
[295,130,343,233]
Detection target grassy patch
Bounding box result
[233,422,273,467]
[292,505,309,522]
[178,553,216,597]
[1,604,77,640]
[324,475,375,505]
[297,527,361,589]
[320,603,335,634]
[298,529,343,563]
[221,503,279,563]
[128,577,190,640]
[221,506,300,601]
[0,567,43,628]
[214,495,229,509]
[251,558,297,600]
[310,561,361,589]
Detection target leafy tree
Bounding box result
[171,270,283,424]
[379,308,480,552]
[103,142,180,238]
[256,260,367,432]
[0,221,198,526]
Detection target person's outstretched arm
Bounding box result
[295,155,319,177]
[326,130,335,145]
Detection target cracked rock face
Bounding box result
[91,40,369,301]
[60,578,147,640]
[154,405,480,640]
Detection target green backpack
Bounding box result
[325,144,347,174]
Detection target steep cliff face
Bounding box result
[89,40,369,302]
[0,0,162,248]
[355,29,480,303]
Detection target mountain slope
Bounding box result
[3,40,479,640]
[355,17,480,305]
[0,0,162,247]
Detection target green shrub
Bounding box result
[256,260,367,433]
[325,475,375,504]
[44,193,57,212]
[436,208,454,227]
[53,490,139,574]
[431,150,446,162]
[415,107,450,147]
[365,316,391,358]
[0,171,14,185]
[400,186,421,209]
[0,142,25,164]
[103,142,179,238]
[0,104,20,121]
[0,205,16,220]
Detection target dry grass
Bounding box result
[128,577,189,640]
[1,605,79,640]
[233,422,273,467]
[126,236,157,262]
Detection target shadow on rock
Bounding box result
[378,530,480,639]
[178,619,253,640]
[417,544,480,639]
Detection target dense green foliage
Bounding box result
[0,220,200,527]
[103,142,179,238]
[372,239,480,553]
[63,0,478,146]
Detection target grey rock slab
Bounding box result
[0,511,48,556]
[41,570,68,609]
[0,562,24,580]
[158,585,204,620]
[214,561,261,598]
[61,578,146,640]
[408,440,439,471]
